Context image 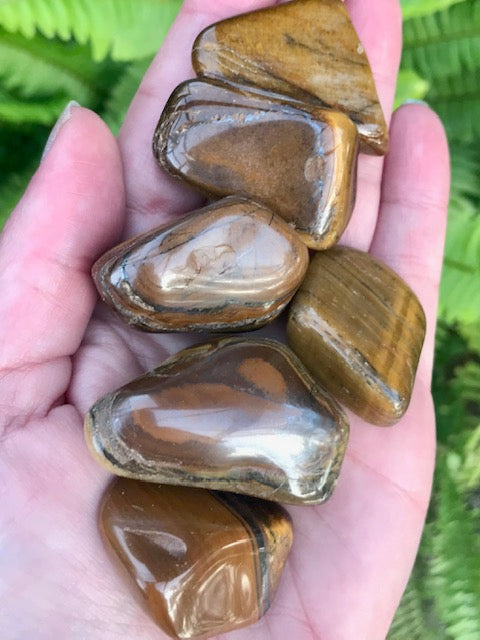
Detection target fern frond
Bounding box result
[0,162,37,229]
[0,29,123,113]
[425,451,480,639]
[403,0,480,80]
[438,207,480,324]
[450,144,480,202]
[451,361,480,419]
[387,572,439,640]
[0,92,66,125]
[401,0,466,20]
[428,68,480,141]
[394,69,430,108]
[102,58,151,134]
[0,0,182,62]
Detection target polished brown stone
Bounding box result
[92,197,309,331]
[85,338,349,504]
[101,479,292,639]
[154,80,358,250]
[287,248,426,426]
[192,0,387,155]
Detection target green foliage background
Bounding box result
[0,0,478,636]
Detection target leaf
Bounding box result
[403,1,480,80]
[0,162,37,230]
[401,0,466,20]
[0,29,124,113]
[0,92,67,126]
[102,57,152,134]
[425,450,480,639]
[0,0,182,62]
[387,571,439,639]
[428,68,480,141]
[394,69,430,108]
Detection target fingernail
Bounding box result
[41,100,81,161]
[401,99,429,107]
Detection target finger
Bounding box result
[369,104,450,379]
[118,0,278,237]
[0,107,124,424]
[341,0,402,250]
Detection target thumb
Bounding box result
[0,104,124,429]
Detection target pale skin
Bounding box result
[0,1,450,638]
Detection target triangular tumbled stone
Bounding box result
[93,197,308,331]
[85,338,349,504]
[100,480,293,639]
[192,0,387,154]
[154,80,358,250]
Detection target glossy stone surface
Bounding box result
[93,197,309,331]
[101,479,292,639]
[287,248,426,426]
[85,338,349,504]
[192,0,387,155]
[154,80,358,250]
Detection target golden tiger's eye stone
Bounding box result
[100,479,293,639]
[154,80,358,250]
[93,197,309,332]
[287,248,426,426]
[192,0,387,155]
[85,338,349,504]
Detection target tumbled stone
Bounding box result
[287,248,426,426]
[154,80,358,250]
[93,197,309,332]
[85,338,349,504]
[192,0,387,155]
[100,479,292,639]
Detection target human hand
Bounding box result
[0,1,450,638]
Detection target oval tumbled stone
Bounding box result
[287,248,426,426]
[93,197,309,332]
[85,338,349,504]
[101,479,293,639]
[154,80,358,250]
[192,0,387,155]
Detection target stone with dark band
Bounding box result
[287,248,426,425]
[85,338,349,504]
[154,80,358,250]
[100,479,293,639]
[192,0,388,155]
[93,197,309,332]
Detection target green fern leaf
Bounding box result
[102,57,151,135]
[0,162,37,230]
[427,68,480,141]
[403,1,480,80]
[0,92,66,125]
[0,29,124,114]
[450,144,480,202]
[425,450,480,639]
[438,205,480,324]
[394,69,430,108]
[401,0,466,20]
[388,572,439,639]
[0,0,182,62]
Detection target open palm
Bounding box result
[0,1,450,638]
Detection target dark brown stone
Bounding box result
[85,338,349,504]
[287,248,426,425]
[154,80,358,250]
[93,197,309,332]
[100,479,293,639]
[192,0,388,155]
